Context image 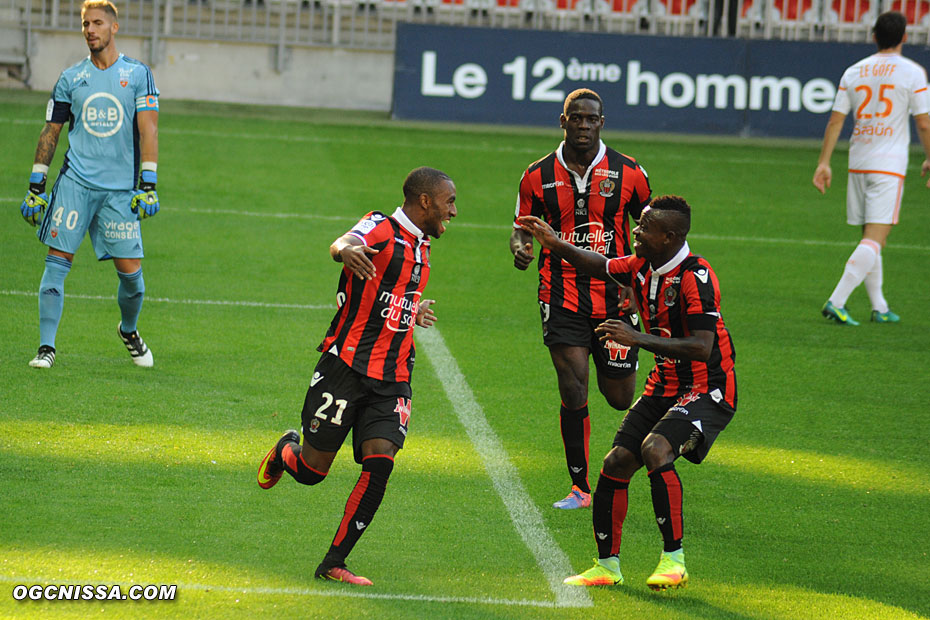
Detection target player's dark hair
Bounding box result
[563,88,603,117]
[873,11,906,49]
[82,0,118,19]
[403,167,452,204]
[649,195,691,237]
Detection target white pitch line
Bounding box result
[0,116,811,165]
[415,327,592,609]
[6,199,923,251]
[0,575,568,608]
[0,290,334,311]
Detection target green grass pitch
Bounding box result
[1,89,928,619]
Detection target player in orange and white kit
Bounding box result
[813,11,930,325]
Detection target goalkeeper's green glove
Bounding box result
[130,169,160,219]
[21,172,49,227]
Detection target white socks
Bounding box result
[829,240,880,309]
[864,251,888,313]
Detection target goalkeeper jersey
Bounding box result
[48,54,159,191]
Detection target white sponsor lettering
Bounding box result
[558,222,614,255]
[419,52,836,115]
[378,290,421,333]
[421,51,487,99]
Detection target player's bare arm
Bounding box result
[813,111,847,194]
[34,122,63,165]
[914,113,930,187]
[136,110,158,163]
[596,321,714,362]
[416,299,436,328]
[517,215,609,278]
[510,227,535,270]
[330,233,378,280]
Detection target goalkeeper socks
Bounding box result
[117,268,145,334]
[560,403,591,494]
[648,463,684,553]
[281,442,327,486]
[592,471,630,559]
[38,255,71,348]
[829,240,879,308]
[323,454,394,566]
[864,250,889,313]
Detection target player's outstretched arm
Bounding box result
[20,122,63,226]
[596,321,714,362]
[813,111,846,194]
[913,113,930,188]
[330,233,379,280]
[517,215,609,279]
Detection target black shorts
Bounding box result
[613,392,734,465]
[300,353,412,464]
[539,302,639,378]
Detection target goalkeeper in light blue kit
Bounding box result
[21,0,160,368]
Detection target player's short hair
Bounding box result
[563,88,603,117]
[403,167,452,203]
[873,11,906,49]
[648,195,691,237]
[82,0,118,19]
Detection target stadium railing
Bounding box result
[4,0,930,57]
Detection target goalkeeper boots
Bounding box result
[646,550,688,591]
[563,557,623,586]
[28,345,56,369]
[315,563,373,586]
[553,485,592,509]
[871,309,900,323]
[118,323,154,367]
[821,301,859,326]
[257,429,300,489]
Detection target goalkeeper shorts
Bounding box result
[38,173,143,260]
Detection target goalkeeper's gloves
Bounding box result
[130,169,160,219]
[21,172,49,227]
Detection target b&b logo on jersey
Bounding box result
[82,92,124,138]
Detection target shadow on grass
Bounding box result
[1,449,927,618]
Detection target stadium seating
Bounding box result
[12,0,930,46]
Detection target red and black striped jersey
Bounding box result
[606,244,737,410]
[515,140,651,318]
[318,208,430,383]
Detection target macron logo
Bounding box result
[596,532,608,540]
[570,466,584,474]
[310,372,323,387]
[355,521,367,530]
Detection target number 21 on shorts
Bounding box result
[314,392,347,425]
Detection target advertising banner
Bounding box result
[392,23,930,138]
